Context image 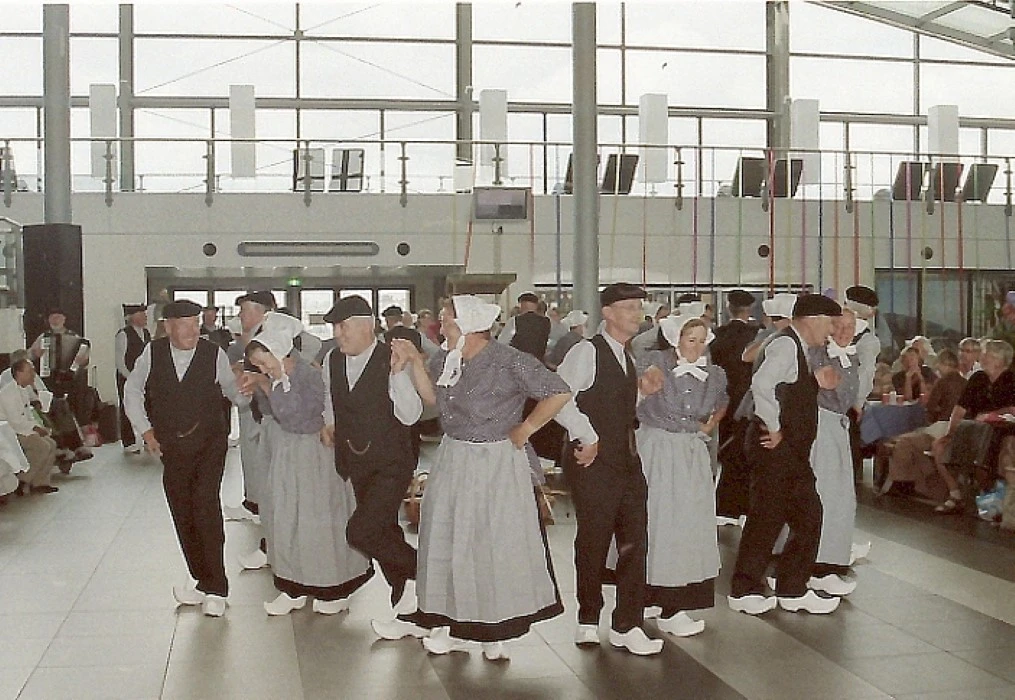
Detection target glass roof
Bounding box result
[814,1,1015,60]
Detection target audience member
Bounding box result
[0,359,58,495]
[883,350,966,499]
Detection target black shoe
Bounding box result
[389,577,407,610]
[31,485,59,494]
[73,448,93,462]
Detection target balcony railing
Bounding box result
[1,136,1013,215]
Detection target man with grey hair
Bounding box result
[320,295,424,638]
[124,299,248,616]
[958,337,982,379]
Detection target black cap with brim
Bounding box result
[792,294,842,318]
[381,305,404,318]
[323,295,374,324]
[600,283,647,308]
[163,300,203,319]
[235,290,277,309]
[727,289,756,308]
[122,304,146,315]
[845,285,879,308]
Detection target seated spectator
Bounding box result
[0,359,58,494]
[891,346,937,402]
[931,340,1015,514]
[0,350,88,469]
[872,360,895,400]
[958,337,982,379]
[883,350,966,499]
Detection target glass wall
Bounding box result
[2,2,1015,194]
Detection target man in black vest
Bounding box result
[557,282,663,656]
[319,296,424,638]
[711,289,758,523]
[728,294,843,616]
[115,304,151,454]
[499,291,552,360]
[123,300,246,618]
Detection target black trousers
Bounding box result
[716,416,752,518]
[347,465,417,591]
[161,432,229,597]
[731,431,822,598]
[116,374,135,447]
[565,457,648,633]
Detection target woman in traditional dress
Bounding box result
[636,314,727,637]
[804,308,860,596]
[245,328,373,615]
[400,294,577,661]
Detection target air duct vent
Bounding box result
[237,241,379,257]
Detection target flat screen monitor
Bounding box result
[473,187,531,221]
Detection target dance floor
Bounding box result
[2,443,1015,699]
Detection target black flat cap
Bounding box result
[122,304,146,315]
[324,295,373,324]
[382,305,404,318]
[727,289,756,308]
[792,294,842,318]
[600,282,647,308]
[845,285,879,308]
[235,290,277,309]
[163,300,203,319]
[517,291,540,304]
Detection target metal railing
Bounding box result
[2,135,1014,213]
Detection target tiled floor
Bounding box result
[3,445,1015,699]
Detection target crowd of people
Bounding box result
[5,282,1015,660]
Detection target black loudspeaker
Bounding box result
[22,223,83,345]
[600,154,639,194]
[733,157,767,197]
[892,161,926,201]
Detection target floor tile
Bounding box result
[17,664,167,700]
[838,651,1011,695]
[40,631,174,668]
[0,667,33,700]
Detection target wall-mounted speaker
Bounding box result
[22,223,83,344]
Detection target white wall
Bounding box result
[2,191,1012,399]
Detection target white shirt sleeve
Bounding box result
[114,330,129,379]
[389,368,423,426]
[124,345,153,437]
[854,333,880,410]
[322,349,334,426]
[553,339,599,445]
[497,316,516,345]
[0,385,37,436]
[215,348,248,407]
[751,335,799,434]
